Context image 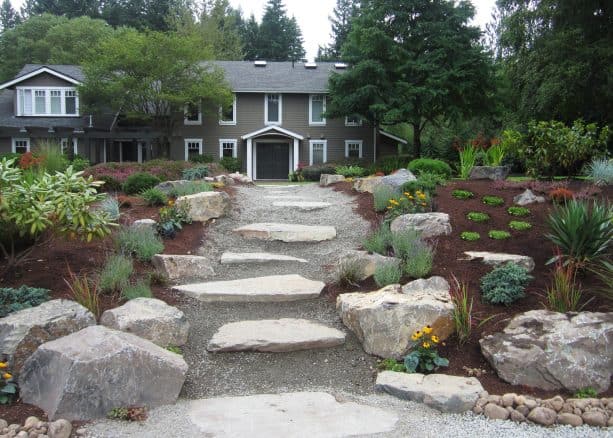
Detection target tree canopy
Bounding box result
[0,0,20,31]
[317,0,358,61]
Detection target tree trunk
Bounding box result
[412,123,422,158]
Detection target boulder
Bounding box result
[319,174,345,186]
[0,299,96,373]
[527,407,557,426]
[469,166,510,181]
[228,172,253,184]
[353,176,383,193]
[557,413,583,427]
[176,191,230,222]
[381,169,417,192]
[375,371,483,413]
[233,223,336,242]
[337,250,402,281]
[483,403,510,420]
[100,298,189,347]
[390,213,452,238]
[336,284,454,358]
[154,180,191,194]
[480,310,613,392]
[461,251,535,272]
[513,189,546,206]
[402,276,450,295]
[151,254,215,282]
[214,175,235,185]
[131,218,156,231]
[19,325,188,421]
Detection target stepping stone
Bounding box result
[263,196,309,200]
[172,274,324,302]
[461,251,535,272]
[260,184,300,188]
[234,223,336,242]
[375,371,483,413]
[268,191,296,195]
[207,318,346,352]
[187,392,398,437]
[220,252,308,264]
[272,201,331,211]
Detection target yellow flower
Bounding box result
[423,325,433,334]
[431,335,440,343]
[3,373,12,380]
[0,362,7,369]
[422,342,431,349]
[418,193,426,199]
[412,330,423,340]
[421,202,427,206]
[167,200,175,206]
[403,192,411,197]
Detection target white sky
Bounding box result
[10,0,497,60]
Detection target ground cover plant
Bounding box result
[0,286,49,317]
[482,195,504,206]
[507,206,530,216]
[182,165,209,181]
[84,160,192,189]
[157,201,192,239]
[467,212,489,222]
[548,187,574,203]
[460,231,480,241]
[508,220,532,231]
[488,230,511,240]
[0,363,17,404]
[480,263,533,305]
[452,189,474,199]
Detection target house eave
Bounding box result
[0,67,82,90]
[241,125,305,141]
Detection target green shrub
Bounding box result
[488,230,511,240]
[374,263,402,287]
[391,229,422,260]
[99,196,121,221]
[182,165,209,181]
[169,181,212,197]
[461,231,480,241]
[508,206,531,216]
[401,172,446,196]
[509,220,532,231]
[573,387,598,399]
[404,244,435,278]
[373,184,397,212]
[122,281,153,300]
[452,189,474,199]
[116,226,164,262]
[408,158,453,179]
[99,254,133,294]
[584,158,613,186]
[480,263,533,305]
[300,163,337,181]
[378,358,406,372]
[0,286,49,317]
[71,156,91,171]
[122,173,160,195]
[363,224,392,255]
[467,212,490,222]
[335,165,366,178]
[219,157,241,172]
[190,154,214,164]
[482,195,504,206]
[141,188,168,207]
[98,175,122,191]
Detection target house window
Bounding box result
[345,140,363,159]
[219,139,237,158]
[61,138,78,155]
[309,140,327,165]
[184,102,201,125]
[345,115,362,126]
[265,93,282,125]
[12,138,30,153]
[219,96,236,125]
[309,94,326,125]
[184,138,203,161]
[16,87,79,116]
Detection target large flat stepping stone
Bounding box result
[263,196,310,200]
[272,201,331,211]
[234,223,336,242]
[187,392,398,437]
[375,371,483,413]
[173,274,324,302]
[207,318,346,352]
[220,252,308,264]
[461,251,535,271]
[260,184,300,188]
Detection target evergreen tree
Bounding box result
[257,0,305,61]
[199,0,243,60]
[317,0,359,61]
[0,0,20,32]
[240,14,260,60]
[29,0,100,18]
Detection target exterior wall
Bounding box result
[0,137,11,154]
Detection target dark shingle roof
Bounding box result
[16,64,85,83]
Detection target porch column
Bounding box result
[103,140,107,163]
[293,138,299,171]
[246,138,253,179]
[137,141,143,163]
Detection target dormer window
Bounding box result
[17,87,79,116]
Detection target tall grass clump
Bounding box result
[450,276,473,345]
[122,281,153,300]
[544,264,584,312]
[99,254,133,294]
[363,224,392,255]
[64,266,100,318]
[458,144,478,179]
[373,185,397,212]
[374,262,402,287]
[584,158,613,186]
[116,226,164,262]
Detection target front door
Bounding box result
[256,142,290,180]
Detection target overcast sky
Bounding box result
[10,0,497,60]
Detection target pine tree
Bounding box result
[240,14,260,60]
[30,0,100,18]
[257,0,305,61]
[0,0,20,32]
[317,0,358,61]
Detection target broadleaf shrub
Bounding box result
[482,195,504,206]
[122,173,160,195]
[408,158,452,179]
[190,154,214,164]
[335,165,366,178]
[480,263,533,305]
[507,206,530,216]
[0,286,50,317]
[369,156,411,175]
[300,163,337,181]
[509,221,532,231]
[467,212,489,222]
[488,230,511,240]
[219,157,241,172]
[401,172,446,196]
[461,231,480,241]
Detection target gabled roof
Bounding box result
[0,65,84,90]
[242,125,305,140]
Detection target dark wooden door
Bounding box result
[257,142,290,179]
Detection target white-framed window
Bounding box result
[219,95,236,125]
[184,138,203,161]
[265,93,282,125]
[219,139,237,158]
[345,140,363,159]
[309,94,326,125]
[11,137,30,153]
[16,87,79,116]
[309,140,327,165]
[184,102,201,125]
[345,115,362,126]
[61,138,78,155]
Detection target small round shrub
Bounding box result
[480,263,533,305]
[488,230,511,240]
[509,220,532,231]
[482,195,504,206]
[408,158,453,179]
[374,263,402,287]
[452,189,474,199]
[122,173,160,195]
[460,231,480,241]
[190,154,214,164]
[219,157,242,173]
[507,206,531,216]
[467,212,490,222]
[401,172,446,196]
[141,187,168,206]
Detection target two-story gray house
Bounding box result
[0,61,405,180]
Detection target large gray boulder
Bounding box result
[381,169,417,192]
[100,298,189,347]
[513,189,545,206]
[319,174,345,186]
[336,284,454,358]
[353,176,383,193]
[337,250,402,281]
[176,191,230,222]
[480,310,613,392]
[151,254,215,282]
[0,299,96,373]
[462,251,535,272]
[19,325,188,421]
[390,213,452,238]
[402,276,450,295]
[469,166,510,181]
